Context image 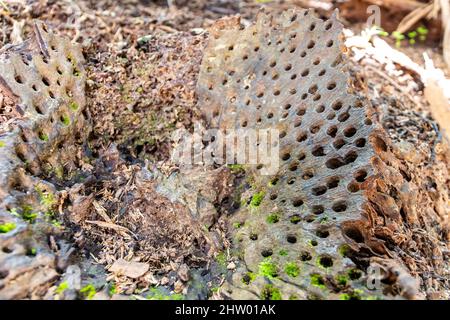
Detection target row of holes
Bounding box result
[206,13,341,105]
[255,234,336,267]
[279,152,364,184]
[265,161,369,213]
[19,50,79,115]
[206,58,344,121]
[262,194,349,212]
[224,18,335,63]
[237,105,362,130]
[235,93,364,129]
[281,137,366,162]
[15,74,75,109]
[214,59,338,100]
[14,108,87,166]
[13,46,80,116]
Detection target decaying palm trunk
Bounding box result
[0,8,448,300]
[195,8,448,300]
[0,21,88,299]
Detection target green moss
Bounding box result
[21,205,38,223]
[338,244,351,257]
[310,274,326,289]
[108,282,117,296]
[80,284,96,300]
[68,55,81,77]
[38,132,49,142]
[308,239,318,247]
[36,186,56,208]
[56,281,69,295]
[233,222,242,229]
[258,258,278,279]
[284,262,300,278]
[289,294,299,300]
[27,247,37,256]
[51,220,62,228]
[339,289,362,300]
[266,213,279,224]
[336,274,348,286]
[279,249,288,256]
[210,286,220,293]
[0,222,16,233]
[36,189,61,227]
[269,289,282,300]
[147,287,184,300]
[260,284,282,300]
[54,166,64,180]
[268,178,279,187]
[250,191,265,207]
[319,216,328,224]
[0,141,5,147]
[215,251,227,267]
[228,164,245,173]
[241,272,257,285]
[289,215,301,224]
[61,115,70,126]
[8,208,20,218]
[69,102,79,111]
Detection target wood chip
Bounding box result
[85,220,133,238]
[177,264,190,282]
[93,200,112,223]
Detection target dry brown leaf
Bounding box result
[109,259,149,279]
